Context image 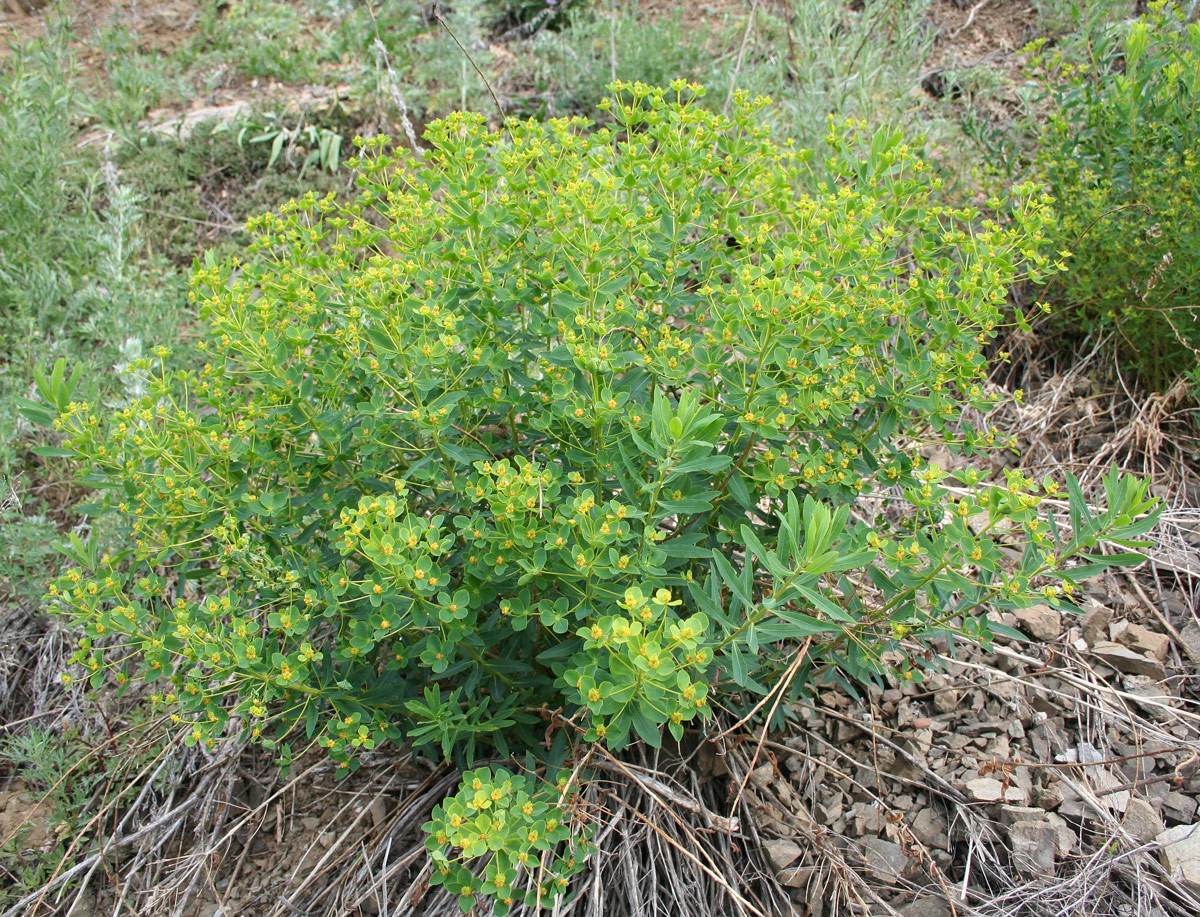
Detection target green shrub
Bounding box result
[32,83,1158,909]
[1031,4,1200,391]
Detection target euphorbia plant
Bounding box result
[27,82,1158,910]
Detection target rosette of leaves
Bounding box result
[28,81,1158,908]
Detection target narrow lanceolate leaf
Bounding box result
[711,549,753,610]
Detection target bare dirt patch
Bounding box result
[927,0,1043,68]
[0,0,201,58]
[0,781,56,854]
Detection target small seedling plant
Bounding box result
[27,83,1159,911]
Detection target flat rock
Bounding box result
[1045,812,1076,856]
[1000,805,1047,827]
[1123,674,1176,721]
[1157,823,1200,891]
[1124,797,1166,844]
[1116,622,1171,661]
[850,801,886,836]
[749,763,775,789]
[961,721,1005,737]
[1055,766,1130,818]
[911,808,949,849]
[862,837,909,881]
[1010,820,1057,877]
[1090,641,1167,680]
[1162,791,1199,825]
[1014,604,1062,641]
[1080,599,1113,646]
[814,797,844,825]
[965,777,1027,805]
[777,863,812,890]
[899,897,953,917]
[1035,783,1065,811]
[932,688,958,714]
[763,838,803,871]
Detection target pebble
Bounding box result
[932,688,959,714]
[1014,604,1062,641]
[1162,791,1199,825]
[1177,620,1200,662]
[1045,812,1076,856]
[862,837,909,881]
[899,898,953,917]
[1089,642,1168,680]
[1115,622,1171,661]
[960,721,1004,737]
[1034,783,1065,811]
[1122,675,1175,722]
[763,838,803,871]
[1009,819,1057,876]
[777,863,812,890]
[368,797,388,828]
[850,801,887,836]
[750,763,775,789]
[911,808,949,849]
[965,777,1027,805]
[1080,599,1113,646]
[1157,823,1200,891]
[1124,797,1166,844]
[999,804,1045,826]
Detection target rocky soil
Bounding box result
[742,569,1200,916]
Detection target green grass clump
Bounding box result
[0,721,171,911]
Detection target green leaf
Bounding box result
[687,581,735,631]
[1081,551,1146,567]
[630,706,663,748]
[563,259,587,289]
[768,608,842,637]
[739,525,790,580]
[727,472,754,509]
[711,550,753,609]
[1059,562,1112,582]
[660,495,715,513]
[268,131,285,169]
[989,621,1028,643]
[658,541,714,559]
[794,585,855,623]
